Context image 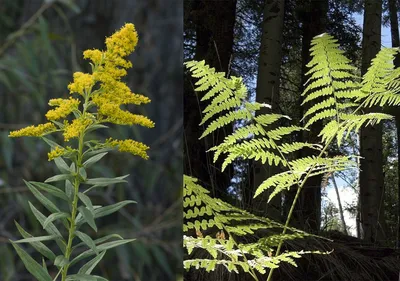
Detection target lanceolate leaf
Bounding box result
[14,235,57,244]
[45,174,73,183]
[43,212,70,229]
[72,234,123,252]
[78,251,106,274]
[95,200,137,218]
[29,202,66,254]
[82,152,108,168]
[78,192,94,212]
[70,239,135,266]
[54,255,69,267]
[54,157,70,174]
[14,221,56,261]
[24,180,60,213]
[78,206,97,232]
[66,274,108,281]
[10,242,53,281]
[29,181,69,202]
[75,231,98,255]
[84,175,129,188]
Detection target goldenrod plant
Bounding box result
[8,23,154,281]
[183,33,400,281]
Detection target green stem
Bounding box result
[61,132,84,281]
[266,135,334,281]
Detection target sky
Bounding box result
[324,12,393,236]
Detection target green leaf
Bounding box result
[78,192,94,212]
[72,234,123,252]
[94,200,136,219]
[15,221,56,261]
[54,157,70,174]
[29,181,69,202]
[79,167,87,181]
[82,152,108,168]
[78,251,106,274]
[43,212,70,229]
[54,255,69,267]
[10,242,53,281]
[70,239,135,266]
[42,137,63,149]
[24,180,60,213]
[65,180,74,202]
[66,274,108,281]
[75,231,98,255]
[78,206,97,232]
[45,174,73,183]
[84,175,129,189]
[83,147,113,160]
[29,202,66,254]
[14,235,57,243]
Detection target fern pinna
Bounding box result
[184,33,399,280]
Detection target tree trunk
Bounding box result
[251,0,285,221]
[359,0,386,243]
[388,0,400,248]
[184,0,236,198]
[290,0,328,233]
[332,173,348,235]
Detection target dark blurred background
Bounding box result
[0,0,182,280]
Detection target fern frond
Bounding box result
[183,176,311,275]
[254,155,356,200]
[357,48,400,107]
[301,33,363,131]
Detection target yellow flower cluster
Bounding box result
[83,23,154,128]
[48,146,67,161]
[63,118,93,141]
[95,99,154,127]
[106,138,150,160]
[45,98,80,121]
[9,123,56,137]
[83,49,103,65]
[68,72,95,96]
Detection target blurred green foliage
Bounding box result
[0,0,182,280]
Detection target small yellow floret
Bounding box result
[83,49,104,65]
[68,72,94,95]
[63,118,93,141]
[48,146,66,161]
[106,138,150,159]
[46,98,80,121]
[9,123,56,138]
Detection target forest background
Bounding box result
[184,0,400,280]
[0,1,182,281]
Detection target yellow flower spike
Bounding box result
[63,118,93,142]
[97,103,155,128]
[68,72,95,96]
[9,123,56,138]
[106,138,150,160]
[46,98,80,121]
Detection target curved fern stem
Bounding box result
[266,134,334,281]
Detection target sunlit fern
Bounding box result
[183,33,399,279]
[183,175,321,276]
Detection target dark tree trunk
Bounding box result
[251,0,285,221]
[359,0,386,243]
[184,0,236,197]
[388,0,400,248]
[286,0,328,233]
